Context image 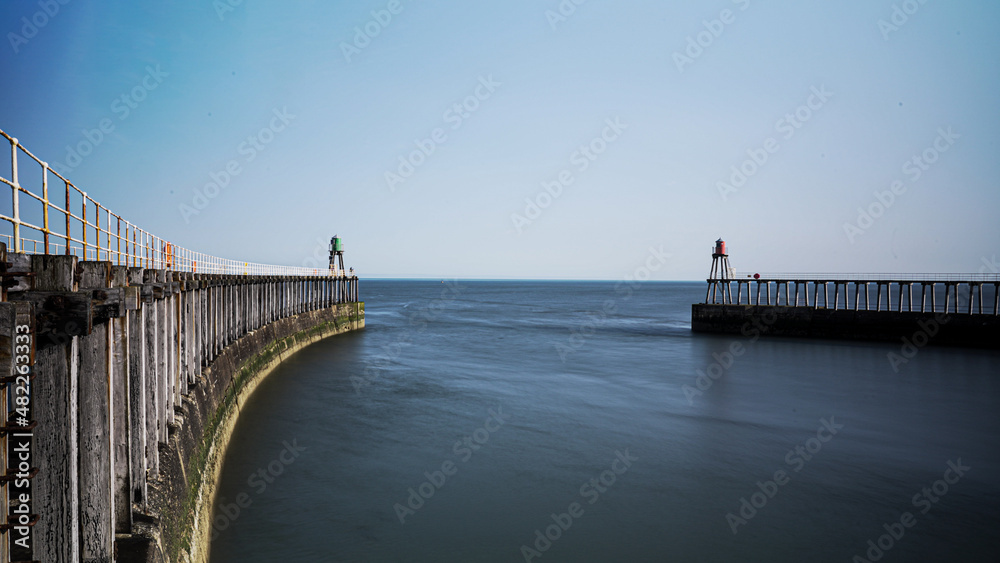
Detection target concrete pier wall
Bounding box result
[0,252,364,563]
[691,304,999,349]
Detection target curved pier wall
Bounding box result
[147,301,364,563]
[0,251,362,563]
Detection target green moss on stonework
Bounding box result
[165,307,363,561]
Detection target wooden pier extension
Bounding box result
[0,248,363,563]
[694,275,1000,348]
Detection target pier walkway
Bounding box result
[695,272,1000,349]
[0,129,364,563]
[706,273,1000,316]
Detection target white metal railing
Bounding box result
[729,272,1000,282]
[705,277,1000,315]
[2,128,336,276]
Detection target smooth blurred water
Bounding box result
[208,281,1000,562]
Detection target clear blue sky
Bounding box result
[2,1,998,279]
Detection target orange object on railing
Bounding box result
[164,242,174,269]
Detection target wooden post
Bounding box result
[110,266,131,533]
[141,269,160,477]
[126,267,147,510]
[30,254,82,563]
[76,261,115,562]
[156,270,168,443]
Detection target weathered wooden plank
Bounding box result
[157,290,168,443]
[141,276,159,477]
[76,321,113,563]
[111,266,131,533]
[77,261,114,562]
[29,254,81,563]
[33,254,78,293]
[127,292,147,511]
[12,291,92,349]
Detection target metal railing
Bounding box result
[706,277,1000,315]
[732,272,1000,282]
[2,129,335,276]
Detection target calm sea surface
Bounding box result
[209,281,1000,562]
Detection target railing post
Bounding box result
[42,161,51,254]
[65,179,72,254]
[83,193,89,259]
[10,136,20,252]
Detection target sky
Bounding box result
[1,0,998,280]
